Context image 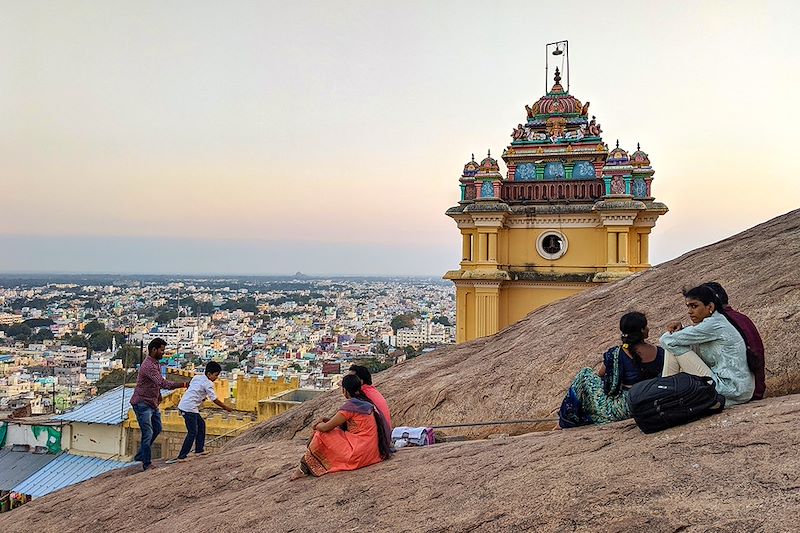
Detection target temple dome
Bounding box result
[606,140,630,165]
[478,151,500,172]
[526,67,585,117]
[462,154,479,177]
[630,143,651,167]
[528,92,583,116]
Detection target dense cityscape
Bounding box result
[0,274,456,417]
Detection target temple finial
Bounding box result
[471,153,475,162]
[554,67,561,85]
[616,139,619,149]
[637,142,641,151]
[487,149,491,158]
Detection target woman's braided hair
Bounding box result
[620,311,648,369]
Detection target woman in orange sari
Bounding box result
[290,374,392,480]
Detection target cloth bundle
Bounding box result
[391,426,435,447]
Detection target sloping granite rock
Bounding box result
[3,394,800,532]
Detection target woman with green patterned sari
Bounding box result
[559,312,664,428]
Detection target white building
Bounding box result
[60,346,88,367]
[396,322,456,347]
[86,353,119,382]
[141,326,199,352]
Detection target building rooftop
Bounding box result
[0,448,58,491]
[12,453,132,498]
[55,386,176,425]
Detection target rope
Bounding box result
[430,418,557,429]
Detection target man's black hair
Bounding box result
[349,364,372,385]
[205,361,222,375]
[148,338,167,353]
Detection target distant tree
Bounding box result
[23,318,54,328]
[64,333,88,348]
[31,328,55,342]
[182,298,214,315]
[95,368,137,395]
[89,330,125,352]
[155,309,179,324]
[8,323,32,341]
[83,320,105,335]
[374,341,389,355]
[390,313,417,334]
[114,344,142,367]
[404,345,425,359]
[432,316,451,327]
[222,297,257,313]
[222,361,239,372]
[361,357,393,374]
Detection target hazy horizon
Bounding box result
[4,206,794,277]
[3,1,799,275]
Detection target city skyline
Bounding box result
[3,1,799,275]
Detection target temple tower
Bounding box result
[445,41,668,343]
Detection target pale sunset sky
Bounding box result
[1,1,798,275]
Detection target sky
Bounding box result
[1,0,799,275]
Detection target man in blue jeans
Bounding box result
[175,361,232,460]
[130,338,188,470]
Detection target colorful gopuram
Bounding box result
[444,43,668,343]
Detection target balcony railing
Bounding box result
[501,179,603,203]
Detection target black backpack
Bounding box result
[627,373,726,434]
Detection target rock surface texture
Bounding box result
[2,209,799,532]
[3,396,800,532]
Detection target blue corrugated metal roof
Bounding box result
[12,453,132,498]
[55,386,176,425]
[0,449,58,491]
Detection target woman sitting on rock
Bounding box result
[290,374,392,480]
[559,312,664,428]
[660,284,754,405]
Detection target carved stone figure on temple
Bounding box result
[588,116,603,136]
[525,104,534,118]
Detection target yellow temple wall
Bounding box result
[164,368,231,409]
[452,223,655,342]
[234,375,300,412]
[498,284,589,329]
[455,286,477,343]
[125,409,257,440]
[257,400,296,420]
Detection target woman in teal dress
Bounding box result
[559,312,664,428]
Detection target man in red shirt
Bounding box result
[704,282,766,400]
[130,338,188,470]
[348,365,392,428]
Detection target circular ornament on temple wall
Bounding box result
[536,231,568,260]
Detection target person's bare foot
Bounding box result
[289,467,307,481]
